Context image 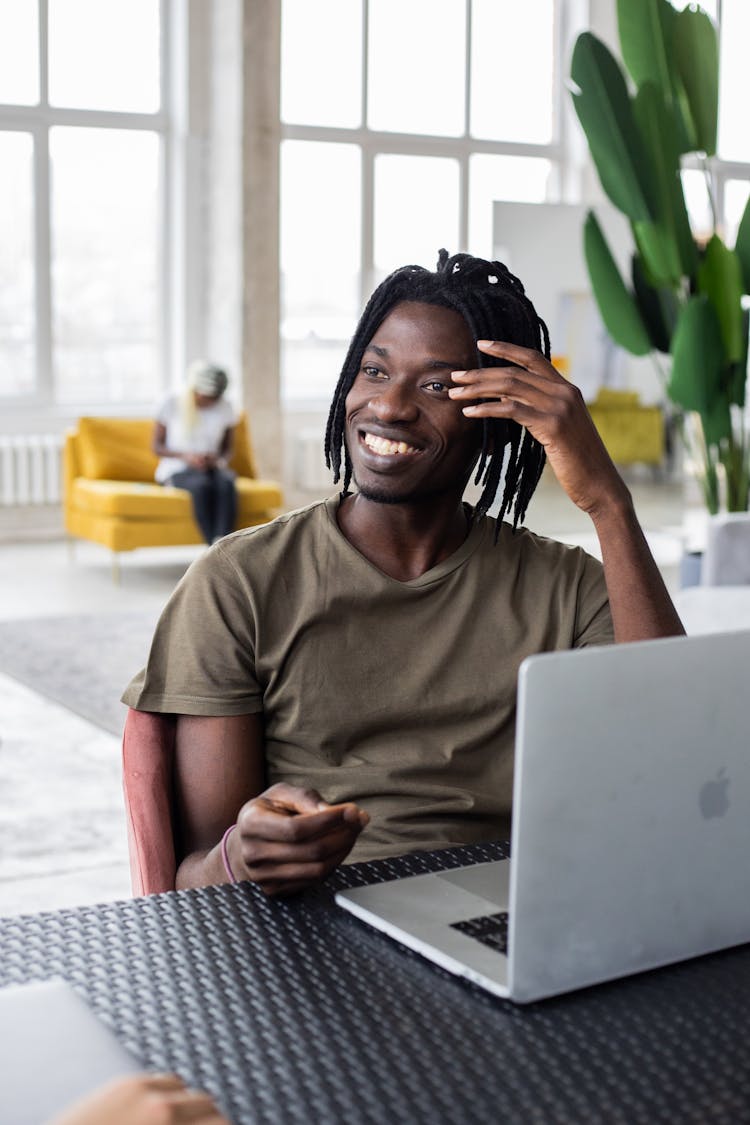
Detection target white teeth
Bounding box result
[363,433,417,456]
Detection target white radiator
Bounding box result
[0,434,64,505]
[293,427,334,492]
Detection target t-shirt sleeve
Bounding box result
[155,395,174,426]
[224,399,239,427]
[121,543,263,716]
[572,551,614,648]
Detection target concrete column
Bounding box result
[240,0,282,482]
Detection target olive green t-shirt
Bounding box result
[122,495,614,861]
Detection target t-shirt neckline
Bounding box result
[323,492,490,588]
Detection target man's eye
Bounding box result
[425,380,448,393]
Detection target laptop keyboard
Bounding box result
[450,911,509,954]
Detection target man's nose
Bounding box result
[368,379,419,422]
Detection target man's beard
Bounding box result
[352,469,445,506]
[352,476,415,505]
[355,485,414,505]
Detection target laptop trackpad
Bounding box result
[437,860,510,911]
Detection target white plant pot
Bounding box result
[701,513,750,586]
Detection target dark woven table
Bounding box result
[1,842,749,1125]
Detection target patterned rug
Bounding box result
[0,612,160,736]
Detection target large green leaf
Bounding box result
[658,0,699,153]
[570,34,655,221]
[584,211,651,355]
[668,295,725,419]
[728,309,750,408]
[697,235,744,364]
[617,0,671,95]
[671,5,719,156]
[631,253,678,354]
[630,82,695,284]
[734,193,750,294]
[702,390,732,446]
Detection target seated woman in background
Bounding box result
[153,360,238,545]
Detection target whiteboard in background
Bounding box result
[492,201,658,402]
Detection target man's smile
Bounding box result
[361,431,421,458]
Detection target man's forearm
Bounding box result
[591,494,685,643]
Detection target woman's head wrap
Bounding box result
[181,360,230,432]
[188,360,229,398]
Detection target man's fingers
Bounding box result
[461,399,545,428]
[260,782,325,813]
[240,821,364,870]
[451,363,562,398]
[476,338,553,369]
[231,783,369,894]
[240,799,366,844]
[451,339,565,390]
[450,363,584,424]
[252,847,356,897]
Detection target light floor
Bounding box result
[0,473,699,918]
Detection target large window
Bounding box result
[678,0,750,243]
[281,0,750,408]
[0,0,165,408]
[279,0,559,405]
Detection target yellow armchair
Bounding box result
[64,413,284,577]
[586,388,665,467]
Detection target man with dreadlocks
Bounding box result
[123,249,683,896]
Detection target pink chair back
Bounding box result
[122,708,177,895]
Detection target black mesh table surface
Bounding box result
[1,841,749,1125]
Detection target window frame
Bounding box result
[0,0,171,416]
[279,0,750,410]
[279,0,574,408]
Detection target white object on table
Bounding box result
[675,585,750,635]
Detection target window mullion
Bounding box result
[460,0,471,250]
[361,0,373,303]
[34,121,53,405]
[159,0,172,394]
[361,140,375,305]
[37,0,52,403]
[38,0,48,105]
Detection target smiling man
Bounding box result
[123,250,684,896]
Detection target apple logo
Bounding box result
[699,768,730,819]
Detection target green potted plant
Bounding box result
[570,0,750,517]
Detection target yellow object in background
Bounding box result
[551,354,570,379]
[547,357,663,467]
[586,387,664,466]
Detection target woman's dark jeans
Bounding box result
[168,467,237,544]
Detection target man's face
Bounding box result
[344,300,481,505]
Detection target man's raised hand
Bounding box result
[449,340,630,518]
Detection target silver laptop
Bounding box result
[0,978,141,1125]
[336,630,750,1003]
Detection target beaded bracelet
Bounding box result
[220,823,238,884]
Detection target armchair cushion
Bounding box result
[586,388,664,466]
[78,418,158,482]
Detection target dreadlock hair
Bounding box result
[325,248,550,532]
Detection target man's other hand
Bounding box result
[229,783,369,897]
